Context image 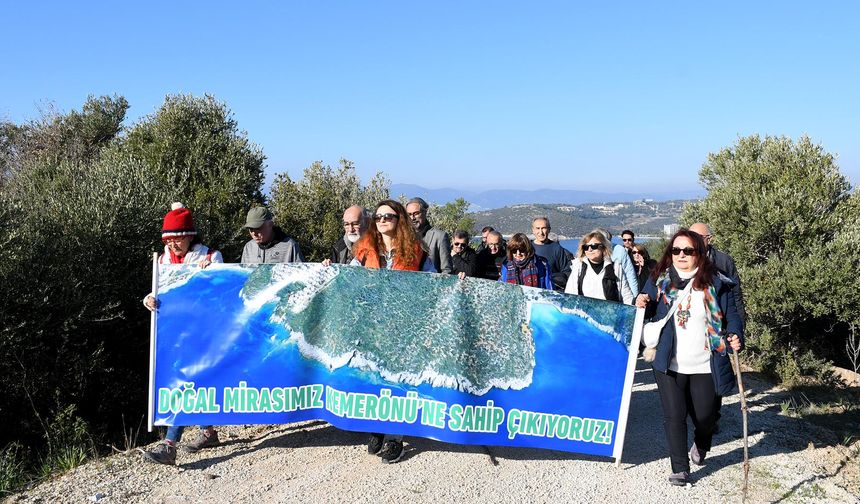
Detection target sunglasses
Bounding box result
[453,242,467,248]
[671,247,697,256]
[583,243,605,251]
[622,238,633,242]
[632,250,642,255]
[510,248,527,255]
[374,213,398,222]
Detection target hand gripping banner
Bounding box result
[149,262,643,462]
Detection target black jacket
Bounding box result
[331,236,355,265]
[451,246,478,277]
[476,248,506,280]
[708,247,746,324]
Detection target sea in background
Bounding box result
[153,267,635,457]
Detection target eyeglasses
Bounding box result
[583,243,605,251]
[453,242,467,248]
[374,213,398,222]
[672,247,697,256]
[622,238,633,242]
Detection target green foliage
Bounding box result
[117,94,266,259]
[40,405,93,476]
[269,159,390,261]
[0,444,27,496]
[0,94,266,486]
[428,198,475,236]
[682,134,858,381]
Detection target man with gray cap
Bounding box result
[405,197,452,274]
[241,206,304,263]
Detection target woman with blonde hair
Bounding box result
[564,231,633,304]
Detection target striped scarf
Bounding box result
[505,256,541,287]
[655,267,726,355]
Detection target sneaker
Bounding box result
[379,439,404,464]
[689,442,706,466]
[367,433,385,455]
[143,443,176,465]
[668,471,689,486]
[184,429,219,453]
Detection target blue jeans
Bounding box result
[165,425,212,443]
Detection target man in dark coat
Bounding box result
[530,217,572,292]
[450,230,478,277]
[476,231,506,280]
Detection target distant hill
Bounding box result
[470,200,688,238]
[391,183,703,211]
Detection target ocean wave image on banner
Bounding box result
[151,263,641,459]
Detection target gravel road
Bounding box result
[7,360,859,504]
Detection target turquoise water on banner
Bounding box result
[154,267,632,457]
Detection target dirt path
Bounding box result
[7,360,859,503]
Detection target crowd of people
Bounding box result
[141,199,746,486]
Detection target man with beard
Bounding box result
[329,205,370,264]
[241,206,304,263]
[405,197,453,273]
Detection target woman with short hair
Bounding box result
[564,231,633,304]
[498,233,553,290]
[636,229,743,486]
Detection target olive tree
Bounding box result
[682,134,856,382]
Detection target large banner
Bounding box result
[149,263,643,461]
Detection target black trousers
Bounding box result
[653,369,718,474]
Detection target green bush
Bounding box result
[0,94,266,486]
[682,135,859,382]
[270,159,389,261]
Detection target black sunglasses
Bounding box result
[374,213,398,222]
[583,243,605,251]
[671,247,697,256]
[622,238,633,242]
[452,242,467,248]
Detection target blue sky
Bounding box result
[2,2,858,193]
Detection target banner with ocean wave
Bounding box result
[148,263,643,461]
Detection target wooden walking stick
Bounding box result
[729,350,750,502]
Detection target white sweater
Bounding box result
[564,257,633,304]
[669,273,712,374]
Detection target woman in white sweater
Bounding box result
[564,231,633,304]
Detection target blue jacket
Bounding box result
[643,273,744,396]
[498,256,554,290]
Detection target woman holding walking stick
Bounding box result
[635,229,743,486]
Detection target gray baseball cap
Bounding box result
[245,207,273,228]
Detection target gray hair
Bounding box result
[406,197,429,211]
[532,216,551,227]
[593,227,612,240]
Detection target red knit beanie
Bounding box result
[161,202,197,239]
